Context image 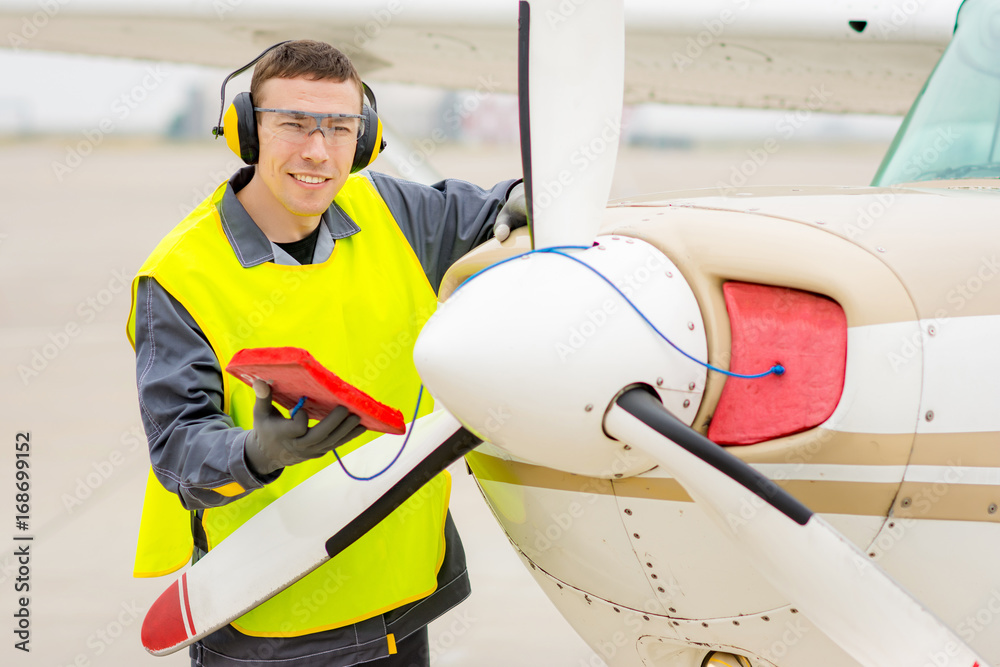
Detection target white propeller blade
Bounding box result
[141,410,479,656]
[605,388,990,667]
[519,0,624,249]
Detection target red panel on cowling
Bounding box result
[707,282,847,446]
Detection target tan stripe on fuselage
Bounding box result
[730,429,914,467]
[892,482,1000,523]
[908,432,1000,468]
[469,448,1000,522]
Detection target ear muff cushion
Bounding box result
[351,104,384,173]
[222,103,243,159]
[231,92,259,164]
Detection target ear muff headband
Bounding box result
[213,41,387,171]
[212,40,291,142]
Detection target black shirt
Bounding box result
[275,222,322,264]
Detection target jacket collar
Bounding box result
[217,166,361,268]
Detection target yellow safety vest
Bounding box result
[126,174,448,637]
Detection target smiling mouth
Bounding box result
[291,174,329,184]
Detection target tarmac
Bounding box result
[0,136,888,666]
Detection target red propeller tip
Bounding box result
[141,578,193,654]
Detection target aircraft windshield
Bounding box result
[873,0,1000,185]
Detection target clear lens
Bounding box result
[259,111,365,147]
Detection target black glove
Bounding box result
[493,182,528,242]
[244,380,367,476]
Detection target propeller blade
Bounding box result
[140,409,480,656]
[604,387,989,667]
[518,0,624,250]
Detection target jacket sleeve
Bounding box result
[366,171,519,291]
[133,276,278,510]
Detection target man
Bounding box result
[127,40,525,666]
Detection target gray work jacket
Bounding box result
[133,165,516,667]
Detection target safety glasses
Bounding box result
[254,107,366,146]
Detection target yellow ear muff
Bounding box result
[350,84,387,173]
[222,92,261,164]
[368,118,384,164]
[223,103,243,159]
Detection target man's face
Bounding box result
[254,76,362,217]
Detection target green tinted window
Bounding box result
[873,0,1000,185]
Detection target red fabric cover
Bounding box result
[226,347,406,435]
[707,282,847,446]
[141,579,189,653]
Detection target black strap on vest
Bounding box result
[192,510,210,553]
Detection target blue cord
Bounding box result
[452,245,592,295]
[331,385,424,481]
[289,396,307,418]
[458,244,784,380]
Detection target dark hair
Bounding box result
[250,40,363,110]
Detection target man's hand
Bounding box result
[244,380,367,476]
[493,182,528,242]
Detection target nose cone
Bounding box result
[415,254,559,441]
[415,238,706,478]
